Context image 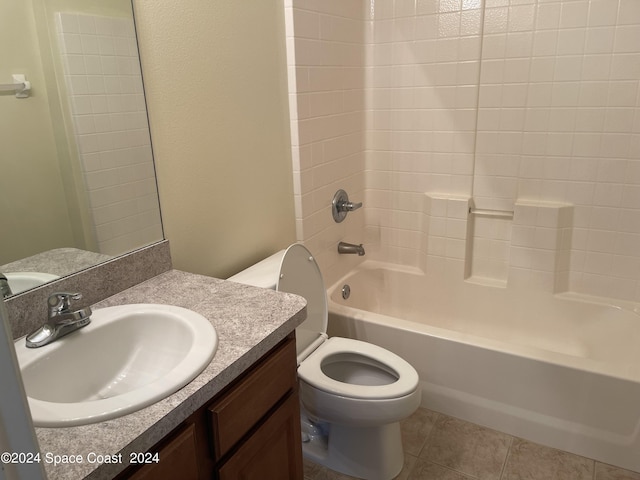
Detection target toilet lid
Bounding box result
[277,244,328,362]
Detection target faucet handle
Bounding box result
[48,292,82,314]
[332,189,363,223]
[339,201,363,212]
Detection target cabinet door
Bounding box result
[218,394,303,480]
[209,337,297,460]
[127,423,199,480]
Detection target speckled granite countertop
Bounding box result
[34,269,306,480]
[1,248,112,278]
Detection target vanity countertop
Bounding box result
[0,248,113,278]
[34,269,307,480]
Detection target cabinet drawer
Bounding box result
[209,336,297,459]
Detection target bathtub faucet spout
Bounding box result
[338,242,365,256]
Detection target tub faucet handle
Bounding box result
[340,201,362,212]
[332,189,363,223]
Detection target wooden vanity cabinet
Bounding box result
[216,394,302,479]
[126,423,199,480]
[116,333,303,480]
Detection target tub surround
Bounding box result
[419,194,574,292]
[30,269,306,480]
[285,0,640,304]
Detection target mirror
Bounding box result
[0,0,163,296]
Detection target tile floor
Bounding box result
[303,407,640,480]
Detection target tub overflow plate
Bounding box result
[342,284,351,300]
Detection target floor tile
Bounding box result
[407,457,474,479]
[401,408,440,456]
[304,455,414,480]
[595,463,640,480]
[502,438,594,480]
[419,415,512,480]
[304,413,640,480]
[303,459,357,480]
[395,454,418,480]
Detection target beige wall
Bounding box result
[0,0,131,265]
[31,0,133,258]
[0,0,76,265]
[44,0,130,17]
[133,0,296,279]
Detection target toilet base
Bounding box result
[302,420,404,480]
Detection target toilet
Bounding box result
[229,244,420,480]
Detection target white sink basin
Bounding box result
[5,272,59,295]
[15,304,218,427]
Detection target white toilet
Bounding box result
[229,244,420,480]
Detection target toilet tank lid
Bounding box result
[227,249,286,289]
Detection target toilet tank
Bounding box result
[227,250,286,289]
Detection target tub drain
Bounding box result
[341,284,351,300]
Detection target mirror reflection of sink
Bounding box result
[15,304,218,427]
[5,272,60,295]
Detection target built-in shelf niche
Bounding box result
[421,193,573,292]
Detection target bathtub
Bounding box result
[327,261,640,472]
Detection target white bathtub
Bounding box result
[327,261,640,472]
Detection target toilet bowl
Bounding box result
[299,337,420,426]
[229,244,420,480]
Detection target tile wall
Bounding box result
[420,194,470,282]
[474,0,640,299]
[57,13,162,256]
[365,0,481,269]
[284,0,368,283]
[288,0,640,301]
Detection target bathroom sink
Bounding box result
[15,304,218,427]
[5,272,59,294]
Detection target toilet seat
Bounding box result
[298,337,419,400]
[277,244,419,401]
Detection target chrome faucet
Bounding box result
[338,242,365,256]
[0,273,12,298]
[332,189,363,223]
[26,292,92,348]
